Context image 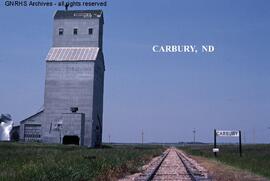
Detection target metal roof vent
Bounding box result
[70,107,78,113]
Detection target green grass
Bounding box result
[181,144,270,179]
[0,142,165,181]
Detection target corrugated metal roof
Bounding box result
[20,110,44,124]
[54,10,103,19]
[46,47,99,61]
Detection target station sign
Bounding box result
[216,130,239,137]
[214,129,242,157]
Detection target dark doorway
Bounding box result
[10,131,19,141]
[63,135,80,145]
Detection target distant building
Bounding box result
[19,10,105,147]
[19,110,43,142]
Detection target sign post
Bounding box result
[239,130,242,157]
[214,129,217,157]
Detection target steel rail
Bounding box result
[145,150,170,181]
[176,150,212,181]
[176,151,198,181]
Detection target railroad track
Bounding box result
[135,148,211,181]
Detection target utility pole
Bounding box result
[108,134,111,144]
[243,131,246,144]
[193,128,196,144]
[253,128,256,144]
[141,129,144,145]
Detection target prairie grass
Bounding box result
[0,142,165,181]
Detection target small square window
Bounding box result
[88,28,93,35]
[59,28,64,35]
[73,28,78,35]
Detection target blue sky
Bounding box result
[1,0,270,143]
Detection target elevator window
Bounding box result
[73,28,78,35]
[59,28,64,35]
